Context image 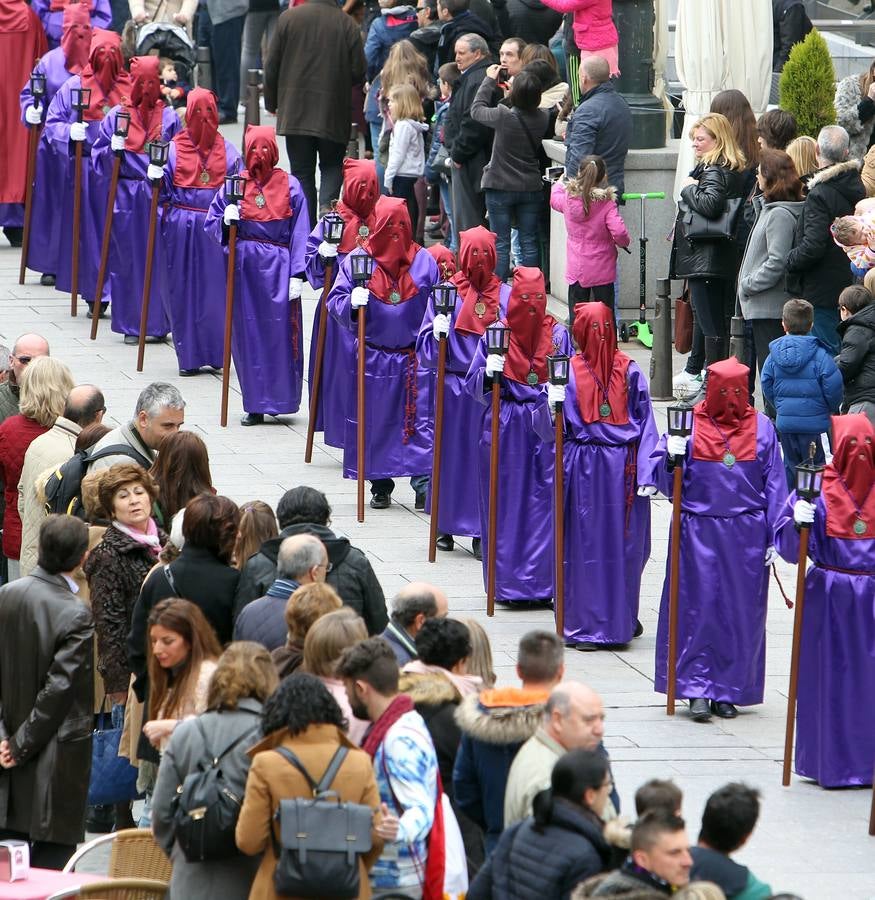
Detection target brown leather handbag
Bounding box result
[674,283,694,354]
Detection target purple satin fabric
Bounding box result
[326,249,439,480]
[776,493,875,787]
[0,204,23,227]
[464,323,573,602]
[416,282,511,538]
[158,139,241,370]
[648,418,788,705]
[30,0,111,48]
[205,173,310,415]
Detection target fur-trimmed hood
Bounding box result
[399,670,460,707]
[565,184,618,203]
[453,687,548,745]
[807,159,862,191]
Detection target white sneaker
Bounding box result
[672,369,703,399]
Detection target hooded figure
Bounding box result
[416,226,511,552]
[30,0,111,49]
[205,125,310,425]
[159,88,241,374]
[464,266,572,603]
[304,159,381,448]
[326,197,439,508]
[776,414,875,787]
[92,54,180,340]
[643,359,788,722]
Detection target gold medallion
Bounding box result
[389,290,401,304]
[255,193,266,208]
[358,224,370,237]
[474,300,486,318]
[200,169,210,184]
[526,372,538,386]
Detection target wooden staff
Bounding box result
[19,119,41,285]
[553,400,565,636]
[69,88,90,317]
[666,464,683,715]
[220,175,245,427]
[304,259,335,463]
[486,377,501,616]
[357,307,366,523]
[428,325,450,562]
[136,170,164,372]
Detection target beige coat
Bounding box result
[127,0,198,27]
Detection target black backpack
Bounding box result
[43,443,151,519]
[171,718,259,863]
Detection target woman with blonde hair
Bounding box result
[233,500,277,569]
[461,617,496,688]
[787,135,819,187]
[271,581,343,677]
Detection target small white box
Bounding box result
[0,840,29,882]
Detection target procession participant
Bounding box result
[31,0,111,49]
[92,55,180,343]
[304,158,381,448]
[464,266,572,603]
[537,302,658,649]
[426,243,457,277]
[19,3,92,286]
[205,125,310,426]
[158,87,241,376]
[646,359,787,722]
[776,413,875,787]
[326,196,438,509]
[416,226,510,557]
[0,0,47,247]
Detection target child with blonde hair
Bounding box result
[385,82,429,228]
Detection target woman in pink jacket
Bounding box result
[550,154,630,326]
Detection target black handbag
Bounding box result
[679,195,744,243]
[272,746,374,900]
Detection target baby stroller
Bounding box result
[136,22,197,88]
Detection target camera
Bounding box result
[543,165,565,183]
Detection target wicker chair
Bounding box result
[46,878,169,900]
[63,829,172,883]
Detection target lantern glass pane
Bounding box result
[116,112,130,137]
[795,467,807,494]
[325,212,344,243]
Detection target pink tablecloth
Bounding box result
[0,868,109,899]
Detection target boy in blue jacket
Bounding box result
[761,298,844,489]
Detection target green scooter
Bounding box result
[618,191,665,349]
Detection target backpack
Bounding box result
[171,718,259,863]
[43,443,151,519]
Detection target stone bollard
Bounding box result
[244,69,261,131]
[650,276,674,400]
[196,46,212,91]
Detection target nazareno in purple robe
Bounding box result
[415,283,511,539]
[205,173,310,416]
[533,361,658,643]
[30,0,111,48]
[92,105,180,337]
[326,249,439,481]
[645,415,788,706]
[464,323,573,603]
[775,493,875,787]
[304,220,354,448]
[158,139,241,371]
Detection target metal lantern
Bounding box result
[71,86,91,112]
[432,281,458,317]
[30,70,47,102]
[485,321,512,356]
[350,251,375,286]
[115,110,131,138]
[225,172,246,204]
[547,353,570,386]
[795,443,825,502]
[148,140,170,168]
[323,210,345,246]
[667,402,694,438]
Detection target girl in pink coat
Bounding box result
[550,154,630,325]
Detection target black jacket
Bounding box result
[435,10,498,73]
[0,568,94,846]
[772,0,812,72]
[506,0,561,46]
[787,160,867,308]
[836,302,875,407]
[233,522,388,635]
[689,846,752,898]
[670,162,752,280]
[468,798,611,900]
[446,57,494,165]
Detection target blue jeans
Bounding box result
[779,431,826,491]
[439,179,456,252]
[198,8,245,121]
[484,189,543,280]
[369,121,386,192]
[812,305,840,355]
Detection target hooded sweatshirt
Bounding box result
[384,117,429,190]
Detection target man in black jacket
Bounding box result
[434,0,499,72]
[787,126,866,355]
[772,0,812,74]
[837,286,875,422]
[234,486,388,634]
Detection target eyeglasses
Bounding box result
[315,561,333,573]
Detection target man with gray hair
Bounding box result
[787,124,866,354]
[233,533,329,649]
[88,382,186,472]
[0,333,50,424]
[381,580,449,664]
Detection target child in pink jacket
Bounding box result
[550,154,630,325]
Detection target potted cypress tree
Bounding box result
[779,29,837,137]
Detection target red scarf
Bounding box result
[502,267,556,385]
[453,226,502,336]
[361,693,415,759]
[823,414,875,539]
[0,0,33,29]
[571,301,631,425]
[240,125,291,221]
[60,3,91,74]
[427,244,457,280]
[692,358,757,463]
[78,29,129,121]
[122,55,164,152]
[365,197,420,304]
[50,0,92,11]
[336,158,380,253]
[172,87,226,188]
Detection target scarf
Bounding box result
[692,358,757,463]
[365,197,420,303]
[361,693,415,758]
[401,660,483,698]
[60,3,91,74]
[822,413,875,539]
[240,125,291,221]
[502,266,556,385]
[336,158,380,253]
[113,518,161,558]
[452,226,502,336]
[570,301,631,425]
[427,244,457,280]
[172,87,226,188]
[123,56,164,152]
[78,29,129,121]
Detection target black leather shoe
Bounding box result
[436,533,454,551]
[472,537,482,560]
[179,368,200,377]
[710,700,738,719]
[123,334,138,345]
[4,227,23,247]
[370,493,391,509]
[86,303,107,319]
[40,273,56,286]
[414,491,426,510]
[240,413,264,426]
[689,698,712,722]
[575,641,600,652]
[633,619,644,638]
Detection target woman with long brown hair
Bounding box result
[232,499,277,569]
[148,430,213,536]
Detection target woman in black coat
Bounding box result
[468,749,613,900]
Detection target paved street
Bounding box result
[4,135,874,896]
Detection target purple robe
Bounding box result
[776,493,875,787]
[31,0,111,48]
[646,416,788,705]
[205,174,310,415]
[92,105,180,337]
[326,250,439,480]
[158,139,241,370]
[304,221,354,448]
[464,323,573,602]
[415,284,511,538]
[533,362,658,643]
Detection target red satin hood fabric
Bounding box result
[0,0,30,30]
[61,3,92,74]
[427,244,457,281]
[50,0,92,12]
[123,55,164,151]
[823,413,875,539]
[692,358,757,463]
[453,226,502,336]
[571,301,631,425]
[79,30,129,122]
[502,267,555,385]
[172,87,225,188]
[240,125,290,221]
[365,197,420,303]
[336,158,380,253]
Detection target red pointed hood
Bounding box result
[61,3,92,74]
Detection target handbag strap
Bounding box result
[195,716,259,769]
[274,745,349,796]
[512,108,546,164]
